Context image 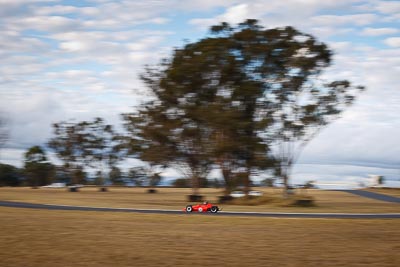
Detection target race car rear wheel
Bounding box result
[210,206,218,213]
[185,205,192,212]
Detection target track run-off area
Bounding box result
[1,200,399,219]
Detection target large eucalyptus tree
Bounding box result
[124,20,364,196]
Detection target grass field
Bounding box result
[0,207,399,267]
[0,187,399,213]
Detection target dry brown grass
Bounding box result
[0,187,399,213]
[0,207,399,267]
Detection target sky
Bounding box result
[0,0,399,187]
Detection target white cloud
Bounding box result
[190,0,369,29]
[311,13,378,26]
[384,37,400,47]
[34,5,80,16]
[127,36,166,51]
[179,0,235,11]
[0,31,49,54]
[9,15,81,32]
[222,4,250,23]
[361,27,399,36]
[190,4,251,29]
[375,0,400,14]
[34,5,100,16]
[0,0,55,3]
[310,27,355,38]
[329,41,352,51]
[59,40,89,52]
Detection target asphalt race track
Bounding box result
[0,200,399,219]
[337,190,400,203]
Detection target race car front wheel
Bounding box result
[186,205,192,212]
[210,206,218,213]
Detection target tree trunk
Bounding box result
[221,168,232,196]
[192,175,199,195]
[280,161,293,198]
[243,171,251,196]
[282,174,289,198]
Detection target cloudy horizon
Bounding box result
[0,0,399,186]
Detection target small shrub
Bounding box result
[218,195,233,204]
[292,199,315,207]
[281,195,315,207]
[224,193,316,207]
[187,195,203,202]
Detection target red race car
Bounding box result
[183,202,220,213]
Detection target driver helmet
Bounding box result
[203,201,208,205]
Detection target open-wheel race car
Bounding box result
[183,202,220,213]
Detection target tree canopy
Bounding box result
[24,146,55,187]
[49,118,121,185]
[122,20,364,195]
[0,163,21,186]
